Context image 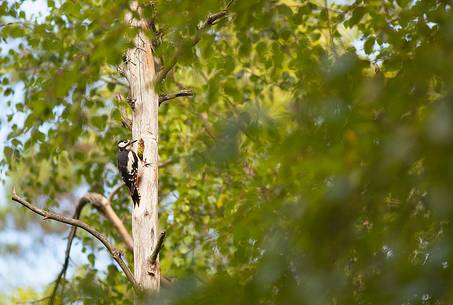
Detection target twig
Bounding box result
[159,89,193,105]
[11,188,139,292]
[0,22,15,29]
[199,7,230,29]
[155,1,233,82]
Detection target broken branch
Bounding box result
[149,231,166,265]
[159,89,194,105]
[147,231,166,276]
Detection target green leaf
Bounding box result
[87,253,95,267]
[364,36,375,55]
[4,147,13,159]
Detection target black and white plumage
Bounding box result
[117,139,140,206]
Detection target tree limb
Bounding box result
[49,182,180,303]
[155,1,233,83]
[48,187,134,305]
[159,89,193,105]
[95,195,134,251]
[11,188,139,292]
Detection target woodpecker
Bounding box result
[117,139,140,206]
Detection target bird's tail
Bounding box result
[132,188,141,207]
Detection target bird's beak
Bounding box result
[126,140,138,147]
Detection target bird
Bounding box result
[117,139,140,206]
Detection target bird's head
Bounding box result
[117,139,137,151]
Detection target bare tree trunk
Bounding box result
[124,28,160,295]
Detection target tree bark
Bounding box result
[120,0,232,298]
[124,18,160,295]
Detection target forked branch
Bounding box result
[11,188,139,291]
[49,186,132,305]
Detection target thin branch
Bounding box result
[11,188,139,291]
[159,89,194,105]
[158,157,178,169]
[199,6,230,30]
[324,0,338,57]
[286,2,344,14]
[160,275,174,289]
[49,194,97,305]
[101,76,128,88]
[155,1,233,83]
[116,93,136,111]
[0,22,15,29]
[116,95,133,129]
[155,46,179,83]
[108,183,126,202]
[199,112,216,140]
[146,0,163,50]
[0,21,32,29]
[16,296,51,304]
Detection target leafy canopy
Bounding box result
[1,0,453,304]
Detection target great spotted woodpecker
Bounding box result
[117,139,140,206]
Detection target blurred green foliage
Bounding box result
[1,0,453,304]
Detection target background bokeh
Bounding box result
[1,0,453,304]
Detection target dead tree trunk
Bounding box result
[120,1,231,299]
[123,25,160,295]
